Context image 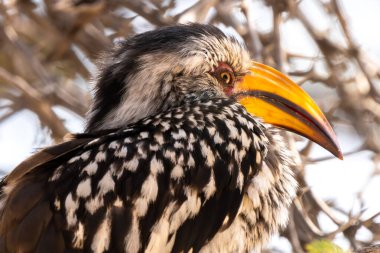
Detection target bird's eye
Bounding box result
[220,71,234,85]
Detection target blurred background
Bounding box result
[0,0,379,252]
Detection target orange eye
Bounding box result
[220,72,233,84]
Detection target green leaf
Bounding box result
[306,240,345,253]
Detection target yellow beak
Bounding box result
[234,61,343,159]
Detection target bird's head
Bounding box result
[86,23,342,159]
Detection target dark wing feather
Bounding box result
[0,135,97,253]
[0,97,263,253]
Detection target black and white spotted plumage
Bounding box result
[0,24,297,253]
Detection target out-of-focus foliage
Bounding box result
[0,0,379,252]
[306,240,345,253]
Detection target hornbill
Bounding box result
[0,24,342,253]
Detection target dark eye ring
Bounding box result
[220,71,234,85]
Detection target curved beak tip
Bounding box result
[325,137,343,160]
[333,144,344,160]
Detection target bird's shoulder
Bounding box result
[46,96,267,188]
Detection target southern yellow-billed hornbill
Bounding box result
[0,24,341,253]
